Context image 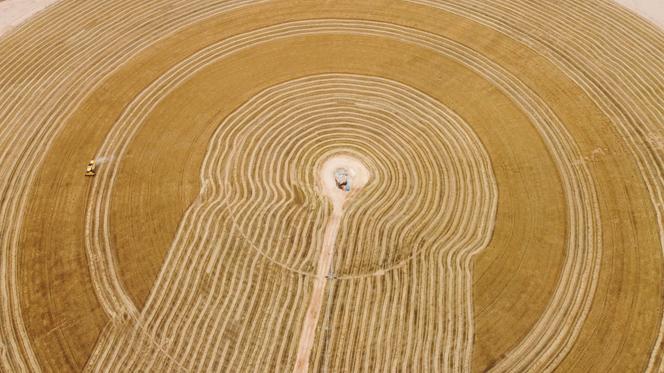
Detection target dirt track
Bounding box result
[1,1,664,372]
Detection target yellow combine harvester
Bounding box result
[85,160,96,176]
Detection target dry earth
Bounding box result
[615,0,664,28]
[0,0,59,35]
[1,1,664,372]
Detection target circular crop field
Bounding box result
[1,1,663,372]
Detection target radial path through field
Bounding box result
[294,155,370,372]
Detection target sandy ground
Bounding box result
[615,0,664,27]
[0,0,59,35]
[293,155,370,372]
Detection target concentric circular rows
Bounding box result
[0,1,663,372]
[85,73,496,371]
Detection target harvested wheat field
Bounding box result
[1,0,664,372]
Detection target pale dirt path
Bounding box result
[293,155,370,373]
[0,0,60,36]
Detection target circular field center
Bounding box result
[1,1,664,372]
